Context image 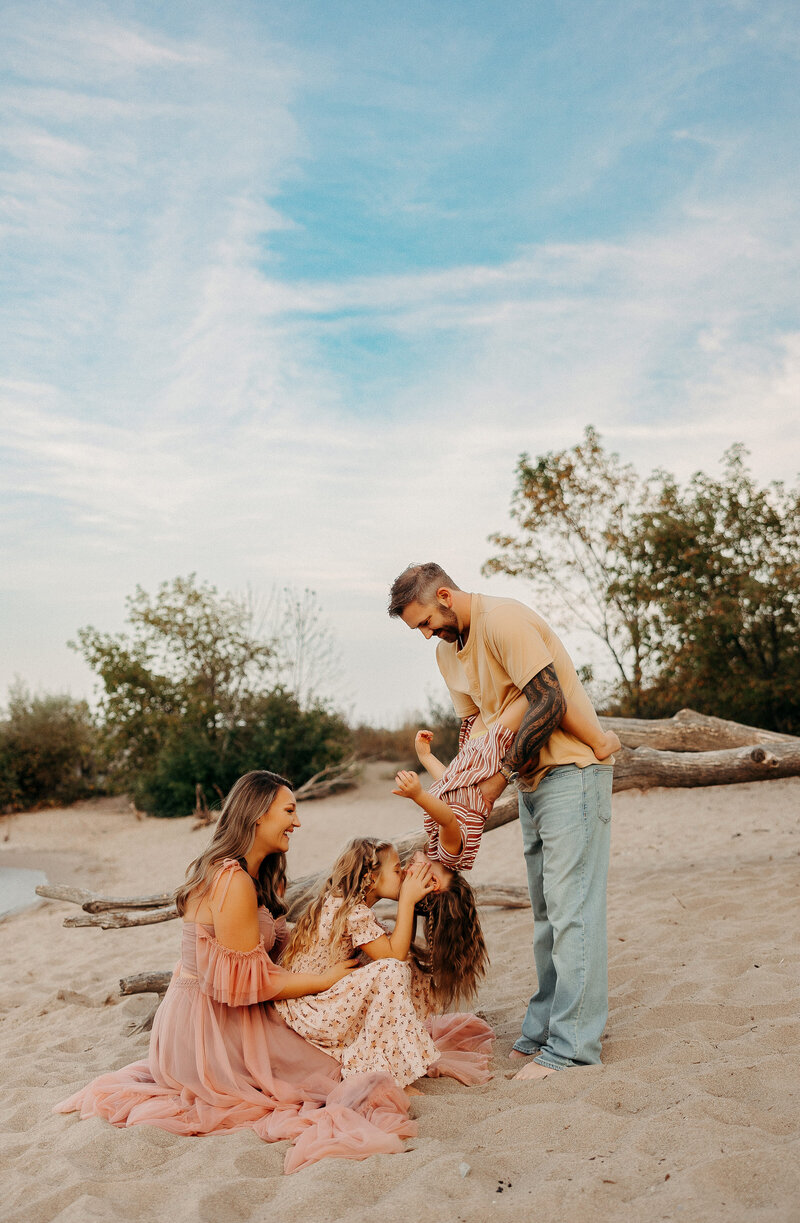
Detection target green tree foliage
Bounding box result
[629,446,800,731]
[486,432,800,732]
[0,685,98,810]
[483,426,658,713]
[72,576,350,816]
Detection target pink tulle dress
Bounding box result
[54,860,418,1173]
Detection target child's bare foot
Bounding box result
[595,730,621,760]
[404,1084,424,1097]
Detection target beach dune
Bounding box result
[1,765,798,1222]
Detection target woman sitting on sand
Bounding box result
[55,770,491,1172]
[56,770,419,1173]
[277,837,494,1086]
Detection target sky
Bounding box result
[2,0,799,725]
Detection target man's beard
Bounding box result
[433,606,459,642]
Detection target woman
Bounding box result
[55,771,417,1173]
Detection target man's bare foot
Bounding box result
[509,1049,538,1060]
[512,1061,558,1082]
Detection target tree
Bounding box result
[629,446,800,732]
[483,426,657,713]
[485,432,800,732]
[0,684,98,810]
[72,575,350,816]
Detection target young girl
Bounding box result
[393,695,621,871]
[278,838,493,1086]
[55,771,419,1173]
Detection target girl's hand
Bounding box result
[399,857,436,904]
[392,769,423,800]
[320,958,359,990]
[415,729,434,759]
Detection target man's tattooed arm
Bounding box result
[502,664,566,777]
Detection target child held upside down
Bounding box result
[393,696,621,871]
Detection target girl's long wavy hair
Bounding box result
[282,837,393,968]
[410,869,489,1011]
[174,770,292,918]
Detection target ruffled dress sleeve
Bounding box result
[194,860,293,1006]
[346,903,387,948]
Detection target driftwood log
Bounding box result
[34,709,800,1028]
[612,740,800,792]
[601,707,797,752]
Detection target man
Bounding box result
[388,562,614,1080]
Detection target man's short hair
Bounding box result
[388,563,460,618]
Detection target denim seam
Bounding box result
[570,767,589,1063]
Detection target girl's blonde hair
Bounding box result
[282,836,393,968]
[174,770,292,918]
[410,869,488,1011]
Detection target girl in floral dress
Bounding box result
[55,772,419,1173]
[277,838,494,1086]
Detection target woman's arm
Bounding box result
[212,870,357,998]
[392,770,463,857]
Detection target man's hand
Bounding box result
[392,770,423,801]
[477,771,508,811]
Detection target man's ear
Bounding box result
[436,587,453,608]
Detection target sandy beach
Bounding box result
[1,763,798,1222]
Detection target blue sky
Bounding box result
[2,0,799,724]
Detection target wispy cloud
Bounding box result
[1,0,799,720]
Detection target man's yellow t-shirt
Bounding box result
[436,592,601,791]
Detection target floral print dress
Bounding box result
[275,896,438,1087]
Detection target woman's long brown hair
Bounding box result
[174,770,292,917]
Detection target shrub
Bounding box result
[0,685,98,810]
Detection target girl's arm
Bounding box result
[414,729,447,781]
[212,871,357,998]
[359,859,435,962]
[392,770,463,858]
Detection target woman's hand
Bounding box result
[393,769,423,800]
[399,856,436,905]
[319,958,360,990]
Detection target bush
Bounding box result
[351,696,462,769]
[0,686,98,811]
[73,576,352,817]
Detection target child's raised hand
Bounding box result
[399,857,436,904]
[392,769,423,800]
[415,729,434,759]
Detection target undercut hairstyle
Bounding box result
[281,837,394,969]
[388,562,460,618]
[174,770,292,918]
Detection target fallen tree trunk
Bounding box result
[64,905,178,929]
[600,707,798,752]
[612,740,800,792]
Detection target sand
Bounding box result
[1,763,798,1222]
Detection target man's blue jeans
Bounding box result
[513,764,613,1069]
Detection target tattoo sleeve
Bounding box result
[502,665,566,775]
